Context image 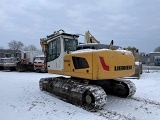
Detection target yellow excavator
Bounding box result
[39,29,136,110]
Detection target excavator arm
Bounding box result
[40,38,48,56]
[85,31,100,43]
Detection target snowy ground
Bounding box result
[0,69,160,120]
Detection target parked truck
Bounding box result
[0,58,4,70]
[0,50,43,72]
[0,57,17,71]
[154,56,160,66]
[16,51,43,72]
[33,54,47,72]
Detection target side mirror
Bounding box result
[111,40,114,45]
[136,49,139,53]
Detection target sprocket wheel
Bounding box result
[113,82,129,97]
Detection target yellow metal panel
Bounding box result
[48,70,92,79]
[92,52,98,80]
[95,50,135,79]
[64,55,71,72]
[71,52,92,74]
[64,71,92,79]
[63,52,93,79]
[48,69,64,75]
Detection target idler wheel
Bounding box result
[83,91,95,109]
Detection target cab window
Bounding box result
[64,38,78,51]
[47,37,61,62]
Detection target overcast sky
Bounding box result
[0,0,160,53]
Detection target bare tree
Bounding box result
[23,46,29,51]
[8,40,24,50]
[23,44,38,51]
[154,46,160,52]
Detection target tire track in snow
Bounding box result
[97,95,160,120]
[95,109,136,120]
[130,96,160,106]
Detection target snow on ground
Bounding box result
[0,71,106,120]
[0,70,160,120]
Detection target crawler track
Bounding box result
[113,79,136,97]
[93,79,136,98]
[39,77,107,110]
[39,77,136,110]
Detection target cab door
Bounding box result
[47,37,64,71]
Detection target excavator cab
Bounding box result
[40,30,79,72]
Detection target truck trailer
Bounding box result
[16,51,43,72]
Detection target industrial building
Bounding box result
[0,49,21,58]
[149,52,160,64]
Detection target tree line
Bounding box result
[0,40,39,51]
[154,46,160,52]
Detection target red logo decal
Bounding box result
[99,57,110,71]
